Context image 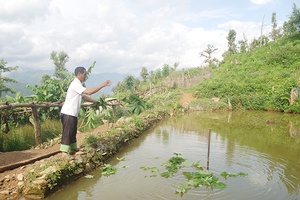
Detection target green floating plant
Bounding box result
[220,172,248,180]
[99,164,117,176]
[141,153,248,197]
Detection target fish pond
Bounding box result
[46,110,300,200]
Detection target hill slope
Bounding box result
[193,33,300,113]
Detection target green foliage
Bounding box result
[90,97,107,110]
[140,166,159,177]
[46,171,61,189]
[5,92,25,103]
[270,12,283,42]
[220,172,248,180]
[99,164,117,176]
[79,97,109,130]
[113,75,140,93]
[124,75,136,91]
[50,51,69,82]
[141,153,247,197]
[140,67,149,82]
[146,90,181,112]
[27,77,70,102]
[122,93,148,115]
[283,3,300,35]
[227,29,237,54]
[200,44,219,67]
[84,134,100,149]
[161,153,186,177]
[194,33,300,112]
[0,59,18,97]
[0,119,61,152]
[162,64,170,77]
[82,109,99,129]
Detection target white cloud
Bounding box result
[250,0,272,5]
[0,0,50,22]
[0,0,292,76]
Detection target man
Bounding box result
[60,66,111,158]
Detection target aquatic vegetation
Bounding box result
[141,153,248,197]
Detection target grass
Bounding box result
[0,119,62,152]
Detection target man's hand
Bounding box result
[104,80,111,87]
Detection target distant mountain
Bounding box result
[3,69,126,98]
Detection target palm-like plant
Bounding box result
[122,93,147,115]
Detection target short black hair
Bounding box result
[74,66,86,76]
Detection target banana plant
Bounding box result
[122,93,147,115]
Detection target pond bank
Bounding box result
[0,109,173,199]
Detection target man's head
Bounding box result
[75,66,87,82]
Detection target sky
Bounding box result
[0,0,297,76]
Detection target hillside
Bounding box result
[193,33,300,113]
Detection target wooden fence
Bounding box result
[0,98,120,146]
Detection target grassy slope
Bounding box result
[192,33,300,113]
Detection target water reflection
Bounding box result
[46,111,300,200]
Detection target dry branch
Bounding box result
[0,102,64,110]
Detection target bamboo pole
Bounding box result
[207,128,211,170]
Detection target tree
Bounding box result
[269,12,282,41]
[112,81,126,93]
[283,3,300,35]
[162,64,170,77]
[250,35,269,50]
[123,75,136,91]
[50,51,69,81]
[238,40,248,53]
[155,68,162,80]
[149,70,156,84]
[0,59,18,98]
[227,29,237,54]
[200,44,219,67]
[171,62,179,74]
[140,67,148,82]
[40,74,51,85]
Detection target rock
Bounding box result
[40,166,58,176]
[0,190,10,195]
[85,163,95,172]
[116,117,132,125]
[33,178,48,187]
[17,174,24,181]
[17,182,24,187]
[74,168,83,175]
[212,97,220,102]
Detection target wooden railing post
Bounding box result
[31,106,42,145]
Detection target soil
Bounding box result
[180,92,195,105]
[0,93,195,198]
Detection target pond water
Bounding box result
[46,111,300,200]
